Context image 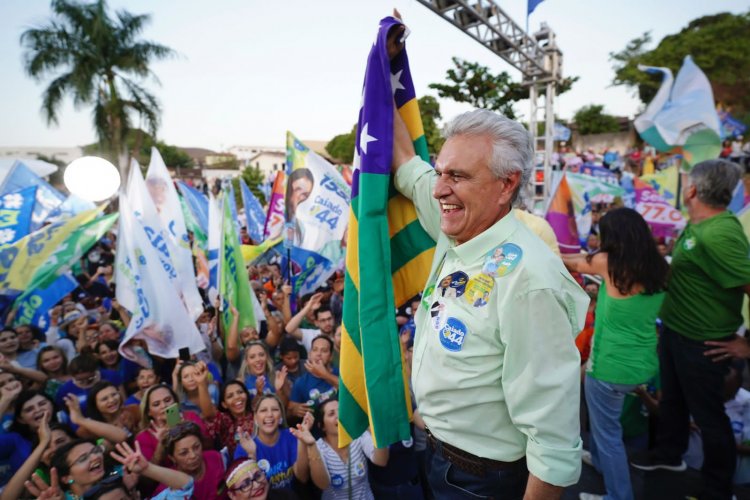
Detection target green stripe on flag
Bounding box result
[389,219,437,273]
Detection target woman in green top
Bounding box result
[563,208,669,500]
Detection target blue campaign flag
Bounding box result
[239,178,266,243]
[0,186,37,245]
[282,246,335,298]
[0,161,65,230]
[553,122,571,142]
[177,181,208,235]
[13,272,78,329]
[528,0,545,15]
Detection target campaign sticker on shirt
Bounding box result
[481,243,523,277]
[422,284,435,309]
[430,300,447,331]
[684,237,696,251]
[402,437,414,448]
[435,271,469,298]
[257,459,270,474]
[331,474,345,489]
[439,317,467,352]
[353,461,366,478]
[464,274,494,308]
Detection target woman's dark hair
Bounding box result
[588,208,669,295]
[315,396,339,436]
[86,381,120,422]
[219,380,252,416]
[10,390,56,439]
[32,422,76,448]
[95,340,121,367]
[68,354,100,376]
[284,168,314,221]
[36,345,69,376]
[51,439,93,487]
[163,421,203,456]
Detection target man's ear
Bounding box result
[499,171,522,205]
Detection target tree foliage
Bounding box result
[610,11,750,114]
[20,0,175,166]
[428,57,578,120]
[83,129,193,169]
[429,58,525,119]
[241,165,267,206]
[325,124,357,164]
[418,95,445,156]
[573,105,620,136]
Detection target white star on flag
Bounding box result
[359,123,378,155]
[391,70,405,95]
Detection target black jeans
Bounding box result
[425,441,528,499]
[654,326,736,500]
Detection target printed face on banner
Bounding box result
[285,136,350,257]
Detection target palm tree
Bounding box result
[20,0,175,169]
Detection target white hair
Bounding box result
[443,109,534,203]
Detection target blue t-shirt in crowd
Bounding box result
[244,374,275,398]
[55,368,122,415]
[290,367,338,406]
[17,345,45,370]
[0,432,32,487]
[233,428,297,489]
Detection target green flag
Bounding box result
[14,213,119,304]
[220,192,255,335]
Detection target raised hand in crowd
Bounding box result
[0,379,23,415]
[238,429,257,460]
[274,365,289,394]
[0,412,52,500]
[24,468,62,500]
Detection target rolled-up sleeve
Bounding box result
[500,288,582,486]
[393,156,441,241]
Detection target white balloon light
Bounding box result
[64,156,121,202]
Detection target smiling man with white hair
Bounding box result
[391,106,588,499]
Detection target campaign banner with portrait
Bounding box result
[285,132,349,266]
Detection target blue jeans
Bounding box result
[585,374,639,500]
[425,440,528,499]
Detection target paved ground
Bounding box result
[564,441,750,500]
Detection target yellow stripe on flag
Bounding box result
[344,208,361,290]
[391,247,434,307]
[398,98,424,141]
[387,196,419,238]
[340,325,368,411]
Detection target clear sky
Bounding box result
[0,0,747,152]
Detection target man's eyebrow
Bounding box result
[435,165,471,177]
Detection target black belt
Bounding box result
[425,428,524,477]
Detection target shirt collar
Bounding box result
[450,210,520,265]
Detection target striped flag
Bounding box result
[339,16,435,448]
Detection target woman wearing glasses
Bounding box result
[154,421,225,500]
[29,440,192,499]
[224,458,299,500]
